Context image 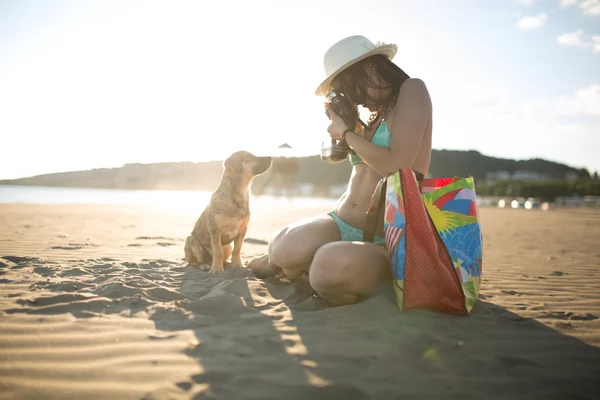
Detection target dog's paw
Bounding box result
[192,264,211,272]
[208,263,224,274]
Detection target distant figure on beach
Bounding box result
[248,35,433,305]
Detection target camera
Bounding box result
[321,90,367,164]
[325,90,363,130]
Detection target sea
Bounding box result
[0,185,338,209]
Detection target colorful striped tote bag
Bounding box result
[364,170,483,314]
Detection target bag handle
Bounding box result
[362,170,425,243]
[362,177,387,242]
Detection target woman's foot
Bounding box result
[246,254,282,278]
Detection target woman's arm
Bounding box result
[327,78,432,177]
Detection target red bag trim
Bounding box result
[400,170,467,314]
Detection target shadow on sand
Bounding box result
[153,263,600,400]
[4,256,599,400]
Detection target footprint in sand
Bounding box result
[46,282,90,292]
[17,293,97,307]
[51,245,83,250]
[58,267,90,277]
[135,236,180,240]
[185,292,249,316]
[190,371,230,385]
[243,237,268,245]
[556,321,575,329]
[497,355,540,369]
[148,333,178,340]
[144,287,184,302]
[50,243,99,250]
[175,381,193,391]
[550,271,568,276]
[2,256,43,264]
[33,266,57,276]
[536,311,598,321]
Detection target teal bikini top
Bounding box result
[349,120,392,166]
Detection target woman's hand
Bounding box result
[324,102,349,141]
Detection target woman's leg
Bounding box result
[247,213,341,279]
[308,241,391,306]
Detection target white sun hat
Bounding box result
[315,35,398,97]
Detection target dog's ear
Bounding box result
[224,153,243,173]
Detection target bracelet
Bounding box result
[342,129,356,141]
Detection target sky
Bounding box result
[0,0,599,180]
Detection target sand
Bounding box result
[1,202,599,400]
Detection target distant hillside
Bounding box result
[428,150,590,181]
[0,150,590,192]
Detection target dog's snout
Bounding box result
[251,156,272,175]
[258,156,273,167]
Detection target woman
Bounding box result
[248,35,432,306]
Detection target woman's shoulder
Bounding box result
[395,78,431,110]
[399,78,429,97]
[386,78,431,130]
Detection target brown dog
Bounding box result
[184,151,272,273]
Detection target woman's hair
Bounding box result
[335,55,410,108]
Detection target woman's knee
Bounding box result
[309,247,360,306]
[268,216,339,270]
[267,225,313,270]
[309,243,354,293]
[309,242,390,305]
[267,227,290,267]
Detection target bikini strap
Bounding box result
[363,116,385,143]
